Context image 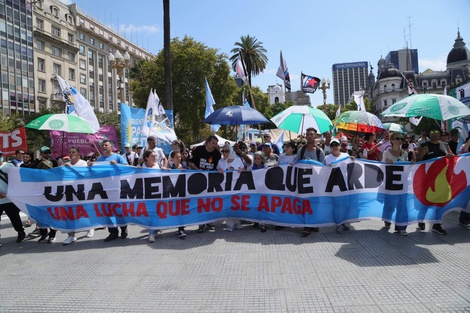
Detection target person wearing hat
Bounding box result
[261,142,278,168]
[278,141,297,165]
[259,132,280,155]
[248,142,258,158]
[121,143,136,166]
[139,136,167,167]
[0,150,26,245]
[233,141,252,170]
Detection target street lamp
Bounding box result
[109,50,130,104]
[319,78,331,112]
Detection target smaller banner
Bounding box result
[0,127,27,156]
[50,125,119,159]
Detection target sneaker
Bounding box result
[432,224,447,235]
[16,231,26,243]
[234,223,243,230]
[198,225,205,233]
[418,223,426,231]
[28,229,40,238]
[177,230,187,239]
[301,228,311,237]
[47,236,56,243]
[342,223,351,231]
[148,235,156,243]
[63,236,76,245]
[38,235,48,243]
[86,229,94,237]
[260,225,267,232]
[205,224,215,232]
[384,221,392,228]
[459,222,470,228]
[121,232,128,239]
[104,233,119,242]
[398,230,408,236]
[336,224,344,234]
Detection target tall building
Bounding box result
[0,0,35,117]
[332,61,369,106]
[385,49,419,74]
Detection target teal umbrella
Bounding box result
[381,94,470,121]
[26,114,97,134]
[382,122,407,133]
[270,105,333,134]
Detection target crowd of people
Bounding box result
[0,126,469,247]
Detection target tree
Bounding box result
[129,36,238,144]
[229,35,268,87]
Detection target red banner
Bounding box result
[0,127,28,156]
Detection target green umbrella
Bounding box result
[270,105,333,134]
[381,94,470,121]
[26,114,97,134]
[382,122,407,133]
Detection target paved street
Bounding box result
[1,211,470,312]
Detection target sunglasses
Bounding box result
[394,137,404,141]
[429,130,440,134]
[221,150,230,153]
[263,136,270,138]
[330,143,340,147]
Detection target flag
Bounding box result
[235,51,247,84]
[274,132,284,154]
[242,89,250,107]
[301,73,321,94]
[276,50,291,92]
[57,75,100,132]
[401,73,417,96]
[353,91,366,112]
[140,89,177,143]
[409,116,423,126]
[205,78,220,132]
[335,106,341,119]
[451,120,469,152]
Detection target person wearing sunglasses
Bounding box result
[259,132,280,155]
[381,134,411,236]
[416,126,454,235]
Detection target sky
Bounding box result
[62,0,470,107]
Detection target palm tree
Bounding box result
[230,35,268,87]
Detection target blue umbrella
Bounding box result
[203,105,270,125]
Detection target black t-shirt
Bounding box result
[448,140,458,154]
[421,141,447,160]
[189,145,221,170]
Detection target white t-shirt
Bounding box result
[382,149,408,162]
[324,153,349,165]
[142,162,160,169]
[378,140,392,153]
[217,157,244,171]
[140,147,166,167]
[278,154,296,165]
[70,159,88,167]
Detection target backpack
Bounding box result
[300,145,321,161]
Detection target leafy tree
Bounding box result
[229,35,268,88]
[129,36,238,144]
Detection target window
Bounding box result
[90,38,94,45]
[391,84,395,91]
[37,58,45,71]
[53,63,61,76]
[80,88,86,98]
[68,51,75,62]
[80,74,86,84]
[383,99,387,108]
[79,59,86,69]
[69,68,75,81]
[36,18,43,30]
[79,33,85,40]
[79,45,85,55]
[52,46,61,57]
[36,40,44,51]
[38,79,46,92]
[68,33,74,43]
[51,26,60,37]
[51,6,59,18]
[99,42,104,50]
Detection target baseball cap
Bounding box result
[262,142,272,148]
[125,143,131,148]
[250,142,256,146]
[40,146,51,153]
[340,136,348,143]
[330,138,340,145]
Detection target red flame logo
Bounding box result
[413,156,467,207]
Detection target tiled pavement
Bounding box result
[1,211,470,312]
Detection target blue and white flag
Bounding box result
[205,78,220,132]
[140,89,177,143]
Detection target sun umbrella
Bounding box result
[203,105,270,125]
[26,114,97,134]
[381,94,470,121]
[334,110,385,133]
[270,105,333,134]
[382,122,407,133]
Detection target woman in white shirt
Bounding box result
[217,144,244,232]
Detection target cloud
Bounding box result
[118,24,160,34]
[420,56,447,72]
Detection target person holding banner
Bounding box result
[92,140,129,242]
[122,143,136,166]
[140,149,161,243]
[0,151,26,245]
[139,136,167,168]
[62,146,94,245]
[189,135,221,233]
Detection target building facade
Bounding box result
[266,84,311,106]
[385,48,419,74]
[332,61,369,107]
[0,0,35,116]
[1,0,152,118]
